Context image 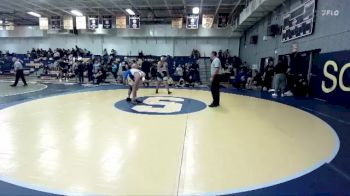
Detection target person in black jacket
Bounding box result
[272,59,288,97]
[86,60,94,83]
[77,61,85,83]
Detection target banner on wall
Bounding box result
[129,16,140,29]
[51,16,61,30]
[217,13,229,28]
[39,17,49,30]
[88,16,99,30]
[202,14,214,29]
[102,16,112,29]
[186,15,199,29]
[63,16,73,30]
[5,23,14,31]
[310,50,350,106]
[116,16,126,28]
[76,16,87,29]
[171,18,183,29]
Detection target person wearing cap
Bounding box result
[10,57,27,87]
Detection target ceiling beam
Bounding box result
[144,0,154,11]
[182,0,187,15]
[229,0,243,18]
[25,0,68,16]
[126,0,141,15]
[0,3,38,24]
[214,0,223,16]
[163,0,172,16]
[107,0,128,15]
[91,0,115,15]
[78,2,99,15]
[4,1,44,16]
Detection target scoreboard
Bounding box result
[282,0,316,42]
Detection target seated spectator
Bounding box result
[252,70,263,88]
[232,67,248,89]
[53,50,60,60]
[94,69,104,85]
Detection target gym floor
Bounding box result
[0,81,349,195]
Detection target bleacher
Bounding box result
[0,53,212,83]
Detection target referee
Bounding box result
[10,57,27,87]
[209,51,222,107]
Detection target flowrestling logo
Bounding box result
[115,96,207,115]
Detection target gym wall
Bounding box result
[239,0,350,66]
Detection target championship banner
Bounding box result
[116,16,126,28]
[63,16,73,30]
[0,26,3,31]
[217,13,229,28]
[88,16,99,30]
[171,18,183,29]
[186,15,199,29]
[102,16,112,29]
[129,16,140,29]
[39,17,49,30]
[5,23,14,31]
[76,16,86,30]
[51,16,61,30]
[202,14,214,29]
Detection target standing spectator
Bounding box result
[190,61,200,84]
[262,60,275,91]
[10,57,27,87]
[272,59,288,97]
[86,60,93,83]
[141,60,152,86]
[78,61,85,83]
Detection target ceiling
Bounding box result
[0,0,246,25]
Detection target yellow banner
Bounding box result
[63,16,73,30]
[172,18,183,29]
[116,16,127,28]
[202,15,214,29]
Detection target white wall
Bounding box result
[0,35,240,57]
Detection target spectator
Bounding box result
[233,67,247,89]
[272,59,288,97]
[77,61,85,83]
[262,59,274,91]
[141,59,152,86]
[94,69,104,85]
[111,61,119,82]
[86,60,94,83]
[190,61,200,84]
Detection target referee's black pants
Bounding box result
[210,74,221,105]
[13,70,27,86]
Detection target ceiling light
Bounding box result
[70,10,83,17]
[126,9,135,15]
[192,7,200,14]
[27,11,41,18]
[0,20,3,24]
